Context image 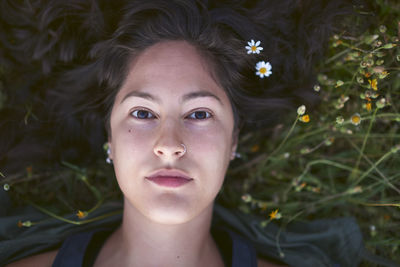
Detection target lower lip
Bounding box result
[145,176,193,188]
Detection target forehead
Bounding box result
[115,41,227,102]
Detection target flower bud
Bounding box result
[335,80,344,87]
[297,105,306,115]
[241,194,252,203]
[383,43,396,49]
[3,184,10,191]
[336,116,344,124]
[379,25,387,33]
[376,98,386,109]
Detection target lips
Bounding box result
[145,169,193,188]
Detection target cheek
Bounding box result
[187,123,233,172]
[111,122,155,163]
[110,124,157,193]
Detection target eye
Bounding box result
[187,110,212,120]
[131,109,155,119]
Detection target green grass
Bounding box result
[225,1,400,263]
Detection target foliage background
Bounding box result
[222,0,400,264]
[0,0,399,265]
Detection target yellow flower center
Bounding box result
[251,45,257,51]
[351,115,361,124]
[259,67,266,74]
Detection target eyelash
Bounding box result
[130,108,213,120]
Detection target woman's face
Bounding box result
[108,41,237,224]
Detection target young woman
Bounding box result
[1,0,365,266]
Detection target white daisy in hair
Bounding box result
[246,39,263,54]
[255,61,272,78]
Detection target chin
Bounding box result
[147,209,194,225]
[144,195,212,225]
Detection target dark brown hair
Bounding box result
[0,0,362,173]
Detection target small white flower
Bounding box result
[297,105,306,115]
[246,39,263,54]
[3,184,10,191]
[350,113,361,126]
[255,61,272,78]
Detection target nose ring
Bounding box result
[181,144,187,155]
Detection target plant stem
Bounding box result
[350,107,378,179]
[27,200,122,225]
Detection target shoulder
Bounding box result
[5,250,58,267]
[257,257,288,267]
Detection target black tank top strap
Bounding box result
[52,230,97,267]
[226,229,258,267]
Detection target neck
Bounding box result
[96,199,223,267]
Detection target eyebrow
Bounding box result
[120,90,223,105]
[120,91,159,104]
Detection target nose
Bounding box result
[153,121,186,159]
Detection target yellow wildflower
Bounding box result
[269,209,281,220]
[351,113,361,126]
[251,145,260,153]
[365,101,372,112]
[368,79,378,90]
[76,210,87,219]
[299,114,310,123]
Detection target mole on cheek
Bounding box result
[128,129,132,133]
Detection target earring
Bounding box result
[106,147,112,164]
[231,152,241,160]
[181,144,187,155]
